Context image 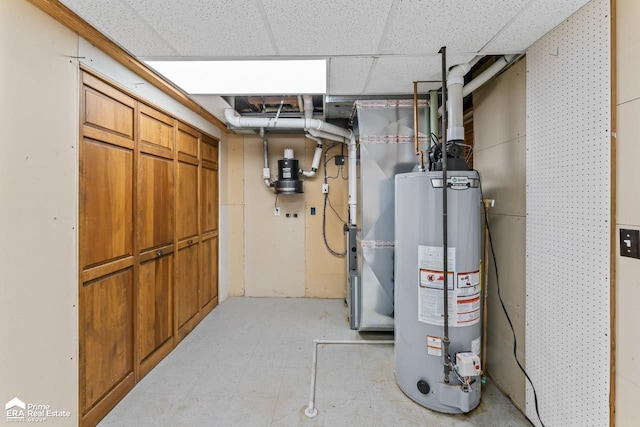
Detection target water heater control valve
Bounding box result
[455,352,481,377]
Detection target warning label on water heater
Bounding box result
[427,335,442,356]
[417,246,481,326]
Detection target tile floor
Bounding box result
[99,297,532,426]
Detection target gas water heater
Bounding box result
[394,169,482,413]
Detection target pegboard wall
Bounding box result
[525,0,610,425]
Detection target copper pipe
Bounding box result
[481,198,493,377]
[413,81,425,171]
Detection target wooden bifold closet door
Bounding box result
[175,122,200,339]
[78,70,219,427]
[79,73,136,427]
[136,104,175,378]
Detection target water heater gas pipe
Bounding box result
[439,45,451,383]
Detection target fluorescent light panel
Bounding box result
[146,59,326,95]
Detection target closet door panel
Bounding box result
[176,243,199,328]
[81,140,133,269]
[139,154,173,251]
[201,166,218,234]
[80,268,133,413]
[138,253,173,362]
[177,162,198,240]
[200,235,218,308]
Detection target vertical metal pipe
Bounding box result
[424,105,431,143]
[430,90,439,145]
[439,46,450,382]
[413,81,425,171]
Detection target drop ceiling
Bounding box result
[60,0,590,122]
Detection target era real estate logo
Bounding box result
[5,397,71,423]
[5,398,25,422]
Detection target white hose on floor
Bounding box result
[304,339,395,418]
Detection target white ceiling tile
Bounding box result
[482,0,591,53]
[261,0,394,55]
[328,57,375,95]
[365,54,476,95]
[61,0,177,56]
[121,0,277,57]
[61,0,592,97]
[380,0,529,55]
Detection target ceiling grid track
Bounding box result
[120,0,181,56]
[254,0,281,56]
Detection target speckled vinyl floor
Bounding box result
[99,297,532,427]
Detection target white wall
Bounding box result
[223,133,348,298]
[473,58,527,411]
[615,0,640,424]
[0,3,230,425]
[220,134,245,298]
[525,0,611,425]
[0,0,79,425]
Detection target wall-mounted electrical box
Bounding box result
[620,229,640,259]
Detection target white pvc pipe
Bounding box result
[437,54,517,118]
[301,134,323,177]
[446,63,471,142]
[224,109,352,140]
[307,128,347,144]
[225,100,357,226]
[462,55,516,97]
[260,128,272,189]
[303,95,314,120]
[304,339,395,418]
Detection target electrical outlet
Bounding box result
[322,183,329,194]
[274,207,280,216]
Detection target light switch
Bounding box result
[620,229,640,259]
